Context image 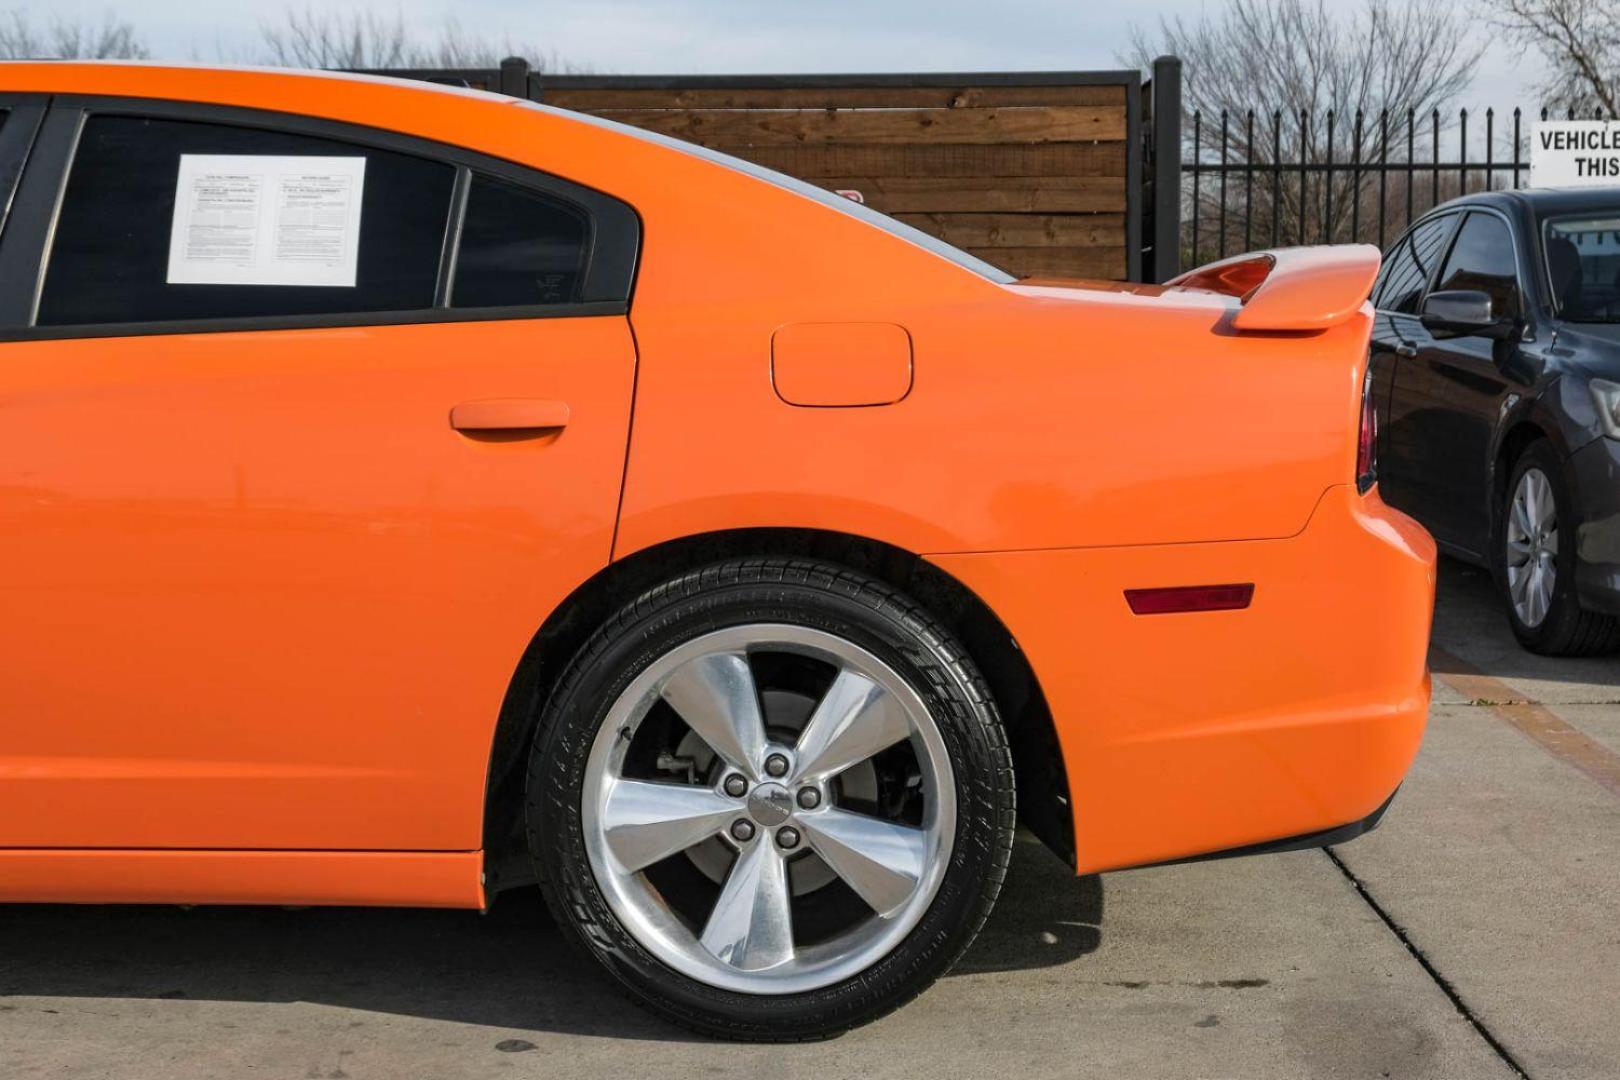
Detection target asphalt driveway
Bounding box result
[3,558,1617,1080]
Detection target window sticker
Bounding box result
[165,155,366,287]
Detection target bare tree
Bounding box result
[258,8,577,72]
[257,8,413,69]
[1486,0,1620,115]
[1126,0,1484,253]
[0,9,149,59]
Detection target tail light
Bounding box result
[1357,369,1378,493]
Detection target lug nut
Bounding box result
[776,826,801,850]
[764,753,790,778]
[796,787,821,810]
[730,820,756,842]
[723,774,748,797]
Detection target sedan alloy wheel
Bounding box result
[527,560,1014,1039]
[1505,466,1558,628]
[582,624,955,994]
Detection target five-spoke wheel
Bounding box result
[582,624,954,992]
[527,559,1014,1039]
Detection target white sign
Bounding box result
[166,155,366,287]
[1531,121,1620,187]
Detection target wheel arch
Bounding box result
[1489,401,1584,554]
[1493,420,1555,508]
[481,527,1073,892]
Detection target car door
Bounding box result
[1370,212,1457,517]
[1392,210,1532,556]
[0,99,639,852]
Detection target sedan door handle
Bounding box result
[1395,342,1418,358]
[450,399,571,433]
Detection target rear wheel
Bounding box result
[1497,442,1620,655]
[526,559,1015,1039]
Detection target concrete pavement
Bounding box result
[2,559,1616,1079]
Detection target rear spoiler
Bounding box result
[1165,245,1380,332]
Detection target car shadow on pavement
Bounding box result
[1430,558,1620,692]
[0,832,1101,1041]
[954,832,1103,974]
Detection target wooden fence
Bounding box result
[362,61,1164,281]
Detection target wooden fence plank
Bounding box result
[545,84,1128,111]
[724,142,1128,178]
[810,176,1125,213]
[970,246,1125,279]
[599,106,1126,145]
[895,212,1125,248]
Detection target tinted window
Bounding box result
[452,175,589,307]
[1434,212,1520,317]
[1376,214,1454,313]
[39,116,455,326]
[1543,216,1620,320]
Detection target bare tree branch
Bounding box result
[0,9,149,59]
[1124,0,1485,251]
[257,7,582,72]
[1125,0,1482,141]
[1485,0,1620,115]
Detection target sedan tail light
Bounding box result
[1357,369,1378,493]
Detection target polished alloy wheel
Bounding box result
[581,623,956,995]
[1506,467,1559,628]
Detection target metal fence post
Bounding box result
[499,56,531,99]
[1149,55,1182,282]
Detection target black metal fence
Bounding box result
[1182,106,1612,267]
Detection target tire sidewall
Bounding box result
[526,562,1013,1037]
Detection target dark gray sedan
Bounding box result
[1370,188,1620,655]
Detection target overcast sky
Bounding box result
[33,0,1545,113]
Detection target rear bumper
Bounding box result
[1136,787,1398,870]
[929,484,1436,875]
[1571,437,1620,617]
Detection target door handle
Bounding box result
[1395,342,1417,358]
[450,399,571,433]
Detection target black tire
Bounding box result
[525,558,1016,1040]
[1495,441,1620,656]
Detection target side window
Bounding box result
[1375,214,1454,313]
[1434,212,1521,317]
[38,116,456,327]
[451,174,589,308]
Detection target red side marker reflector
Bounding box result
[1124,583,1255,616]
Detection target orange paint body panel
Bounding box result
[0,850,484,907]
[932,485,1436,873]
[0,317,635,851]
[771,323,914,406]
[0,64,1435,909]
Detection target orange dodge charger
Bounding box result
[0,63,1436,1038]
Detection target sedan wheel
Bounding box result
[1496,442,1620,655]
[527,559,1014,1039]
[1505,466,1558,628]
[583,624,955,993]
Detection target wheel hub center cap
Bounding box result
[747,782,794,826]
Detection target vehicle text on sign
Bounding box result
[1531,121,1620,187]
